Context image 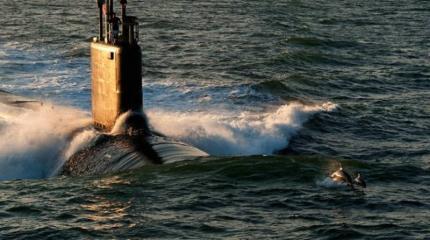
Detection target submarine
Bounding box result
[61,0,209,176]
[1,0,209,177]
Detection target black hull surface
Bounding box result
[61,133,209,176]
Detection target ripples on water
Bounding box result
[0,0,429,239]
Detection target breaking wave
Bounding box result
[147,101,336,156]
[0,102,91,180]
[0,99,335,180]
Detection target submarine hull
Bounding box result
[61,133,209,176]
[62,111,210,176]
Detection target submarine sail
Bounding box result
[91,0,142,131]
[61,0,209,176]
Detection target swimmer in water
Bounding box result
[353,173,366,188]
[330,161,354,189]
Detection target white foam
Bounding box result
[0,102,91,180]
[64,129,97,160]
[110,110,135,135]
[0,99,336,180]
[147,101,336,156]
[317,177,348,189]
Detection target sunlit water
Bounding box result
[0,0,429,239]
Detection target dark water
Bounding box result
[1,0,430,239]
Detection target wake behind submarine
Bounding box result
[60,0,208,176]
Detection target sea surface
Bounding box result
[1,0,430,239]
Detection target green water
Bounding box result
[0,0,429,239]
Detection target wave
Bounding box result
[0,102,91,180]
[0,97,336,180]
[147,101,336,156]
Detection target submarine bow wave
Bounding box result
[0,98,91,180]
[147,101,336,156]
[0,89,336,180]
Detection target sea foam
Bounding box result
[0,100,335,180]
[0,102,91,180]
[147,102,336,156]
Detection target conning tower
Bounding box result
[91,0,142,131]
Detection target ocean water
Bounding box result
[0,0,429,239]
